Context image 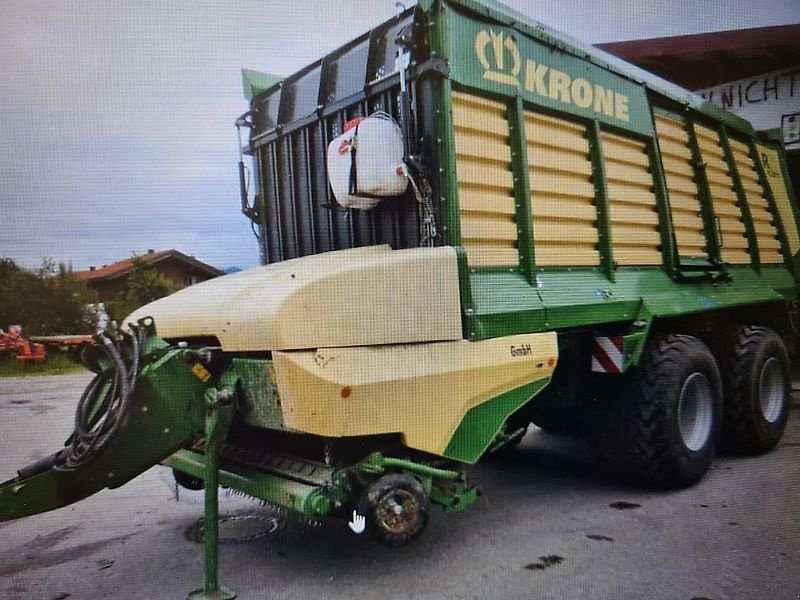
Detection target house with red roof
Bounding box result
[74,249,224,302]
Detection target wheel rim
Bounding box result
[759,357,785,423]
[678,372,714,451]
[375,490,420,535]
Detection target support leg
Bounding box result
[189,388,236,600]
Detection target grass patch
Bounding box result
[0,349,87,377]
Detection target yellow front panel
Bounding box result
[526,110,599,266]
[602,131,661,265]
[694,124,750,264]
[655,114,706,258]
[453,92,518,267]
[757,144,800,256]
[273,333,558,458]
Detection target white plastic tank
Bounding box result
[326,112,408,209]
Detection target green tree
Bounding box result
[0,258,94,335]
[106,255,176,324]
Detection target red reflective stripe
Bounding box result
[593,339,620,374]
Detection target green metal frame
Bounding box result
[684,116,724,264]
[509,95,535,283]
[188,388,237,600]
[752,139,799,275]
[424,2,799,347]
[588,119,615,280]
[0,345,212,522]
[646,116,679,276]
[170,446,477,518]
[719,125,761,272]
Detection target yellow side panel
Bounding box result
[605,161,654,188]
[665,174,702,197]
[535,219,599,244]
[535,247,600,266]
[531,170,595,198]
[602,134,650,168]
[526,110,586,133]
[534,195,597,222]
[669,189,701,209]
[696,137,726,160]
[453,91,517,267]
[606,180,655,203]
[741,180,764,196]
[526,109,599,266]
[707,182,737,202]
[655,114,706,258]
[460,247,520,266]
[730,139,751,154]
[609,202,659,226]
[273,333,558,459]
[526,113,589,154]
[694,125,719,143]
[528,146,593,176]
[756,144,800,256]
[654,116,688,142]
[459,189,516,216]
[660,155,694,179]
[695,124,750,264]
[614,249,664,264]
[461,218,517,241]
[658,138,694,161]
[455,129,509,162]
[602,132,661,265]
[706,168,735,188]
[452,93,506,129]
[457,160,514,188]
[730,140,783,261]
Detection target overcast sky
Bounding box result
[2,0,798,272]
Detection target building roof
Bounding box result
[74,250,224,282]
[597,24,800,90]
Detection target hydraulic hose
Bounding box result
[55,324,145,471]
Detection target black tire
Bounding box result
[529,403,584,435]
[588,334,723,488]
[357,474,429,547]
[719,326,791,454]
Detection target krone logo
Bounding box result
[475,29,520,88]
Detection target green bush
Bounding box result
[0,258,94,335]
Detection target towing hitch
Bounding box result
[0,320,211,521]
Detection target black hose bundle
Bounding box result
[55,324,146,471]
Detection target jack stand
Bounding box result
[189,388,236,600]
